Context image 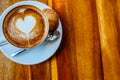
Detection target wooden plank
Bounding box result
[52,0,78,80]
[70,0,103,80]
[37,0,48,4]
[30,61,51,80]
[96,0,120,80]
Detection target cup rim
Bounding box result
[0,1,49,48]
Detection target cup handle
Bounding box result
[0,16,9,47]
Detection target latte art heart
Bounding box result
[16,16,36,34]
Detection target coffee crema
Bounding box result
[3,5,45,48]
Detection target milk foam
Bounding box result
[16,15,36,37]
[19,8,25,13]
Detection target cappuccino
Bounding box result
[3,5,47,48]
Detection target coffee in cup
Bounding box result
[2,5,49,48]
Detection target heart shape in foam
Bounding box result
[16,15,36,34]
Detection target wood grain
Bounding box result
[70,0,103,80]
[96,0,120,80]
[52,0,78,80]
[0,0,120,80]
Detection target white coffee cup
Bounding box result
[0,1,49,48]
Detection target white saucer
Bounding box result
[0,1,62,65]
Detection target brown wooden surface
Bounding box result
[0,0,120,80]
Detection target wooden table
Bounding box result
[0,0,120,80]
